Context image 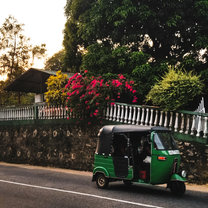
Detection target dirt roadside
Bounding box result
[0,162,207,193]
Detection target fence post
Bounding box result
[34,104,38,120]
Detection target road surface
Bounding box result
[0,163,207,208]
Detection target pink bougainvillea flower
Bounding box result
[132,96,138,103]
[67,117,69,120]
[85,100,89,104]
[96,102,99,106]
[80,94,85,99]
[111,102,115,106]
[76,75,82,79]
[116,82,122,87]
[117,96,120,99]
[130,80,134,84]
[119,74,125,79]
[84,70,88,73]
[100,79,103,87]
[132,90,136,94]
[88,122,91,125]
[69,73,78,81]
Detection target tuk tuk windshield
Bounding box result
[154,132,178,150]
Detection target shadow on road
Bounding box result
[95,182,208,207]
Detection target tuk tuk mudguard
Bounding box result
[170,173,187,182]
[92,166,110,181]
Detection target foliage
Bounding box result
[45,50,66,71]
[64,0,208,71]
[45,71,69,105]
[63,0,208,105]
[64,71,137,123]
[82,44,168,102]
[146,67,204,111]
[0,16,46,81]
[0,16,46,106]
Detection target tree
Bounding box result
[45,50,66,71]
[0,16,46,81]
[63,1,208,84]
[0,16,46,105]
[64,0,208,66]
[0,16,29,80]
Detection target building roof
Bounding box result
[4,68,73,94]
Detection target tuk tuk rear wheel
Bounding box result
[96,173,109,189]
[170,181,186,196]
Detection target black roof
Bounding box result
[96,125,170,155]
[4,68,74,94]
[100,125,169,135]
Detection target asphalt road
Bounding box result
[0,163,207,208]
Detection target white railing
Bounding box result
[0,104,69,121]
[37,105,68,119]
[105,103,208,139]
[0,105,35,120]
[0,102,208,140]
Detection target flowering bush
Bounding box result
[64,71,138,123]
[45,71,68,105]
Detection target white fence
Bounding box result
[0,104,69,121]
[106,103,208,138]
[0,102,208,139]
[0,106,35,120]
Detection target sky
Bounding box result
[0,0,66,68]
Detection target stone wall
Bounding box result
[0,121,99,171]
[0,121,207,184]
[178,141,208,184]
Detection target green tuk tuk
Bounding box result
[92,125,187,195]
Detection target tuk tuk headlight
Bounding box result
[181,170,187,178]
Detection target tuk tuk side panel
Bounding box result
[94,154,115,177]
[150,150,181,184]
[93,154,133,179]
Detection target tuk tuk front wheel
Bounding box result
[170,181,186,196]
[96,173,109,189]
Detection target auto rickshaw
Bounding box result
[92,125,187,195]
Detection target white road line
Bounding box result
[0,179,164,208]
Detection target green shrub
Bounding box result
[146,67,204,111]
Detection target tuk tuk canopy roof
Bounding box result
[97,125,170,155]
[100,125,169,135]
